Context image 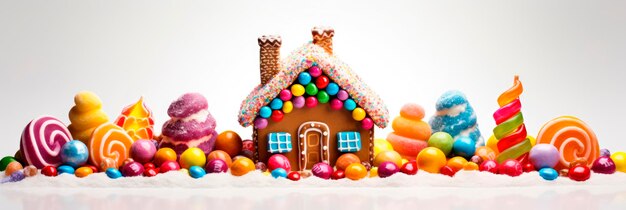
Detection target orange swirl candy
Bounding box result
[493,76,532,163]
[537,116,599,170]
[114,97,154,140]
[88,123,134,167]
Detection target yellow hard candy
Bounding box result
[291,84,305,97]
[352,108,366,121]
[373,138,394,156]
[282,101,293,114]
[179,148,207,169]
[486,134,499,154]
[416,147,447,173]
[231,157,255,176]
[611,152,626,173]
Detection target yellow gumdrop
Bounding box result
[74,91,103,112]
[291,84,305,97]
[486,134,499,155]
[282,101,293,114]
[352,108,366,121]
[68,91,109,143]
[611,152,626,173]
[374,138,394,156]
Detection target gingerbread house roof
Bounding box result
[238,41,389,128]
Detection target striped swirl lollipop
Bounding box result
[20,116,72,168]
[537,116,599,170]
[493,76,532,163]
[88,123,134,167]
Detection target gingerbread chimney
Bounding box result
[258,35,282,85]
[312,26,335,55]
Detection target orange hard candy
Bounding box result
[474,146,496,161]
[447,156,468,172]
[399,103,425,120]
[215,131,243,157]
[154,148,177,166]
[373,151,403,168]
[391,117,431,140]
[386,132,428,160]
[463,162,479,171]
[207,150,233,167]
[230,157,255,176]
[336,154,361,171]
[345,163,368,181]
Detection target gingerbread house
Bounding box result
[238,27,389,171]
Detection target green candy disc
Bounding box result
[493,112,524,140]
[495,138,532,164]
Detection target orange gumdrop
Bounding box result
[391,117,432,140]
[399,103,425,120]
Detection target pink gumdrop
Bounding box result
[254,118,268,129]
[130,139,157,164]
[167,93,209,118]
[337,90,349,101]
[268,154,291,172]
[311,162,333,179]
[205,159,228,173]
[292,96,305,108]
[308,66,322,77]
[305,97,318,108]
[330,99,343,110]
[279,89,292,101]
[361,118,374,130]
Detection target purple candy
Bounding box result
[591,156,616,174]
[121,161,145,177]
[600,148,611,157]
[337,90,349,101]
[292,96,305,108]
[131,139,157,164]
[529,144,559,169]
[311,162,333,179]
[167,93,209,118]
[254,118,268,129]
[162,113,216,141]
[205,159,228,173]
[378,161,400,178]
[20,116,72,169]
[159,130,217,155]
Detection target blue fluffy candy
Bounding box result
[429,90,484,146]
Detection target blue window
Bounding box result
[268,132,292,153]
[337,132,361,152]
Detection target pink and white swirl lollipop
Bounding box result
[20,116,72,168]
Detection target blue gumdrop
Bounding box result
[452,136,476,159]
[430,90,483,146]
[106,168,123,179]
[189,166,206,179]
[539,168,559,181]
[298,72,312,85]
[57,165,75,175]
[259,106,272,118]
[326,83,339,95]
[344,99,357,111]
[61,140,89,168]
[271,168,288,179]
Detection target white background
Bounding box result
[1,0,625,158]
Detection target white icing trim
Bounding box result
[297,121,330,171]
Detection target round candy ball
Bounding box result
[61,140,89,168]
[291,84,305,97]
[282,101,293,114]
[374,138,394,156]
[41,166,58,177]
[308,66,322,77]
[428,132,454,156]
[254,118,268,129]
[143,168,158,177]
[160,160,181,173]
[0,156,16,171]
[130,139,157,164]
[75,166,94,178]
[452,136,476,159]
[446,156,468,172]
[311,162,333,179]
[528,143,559,170]
[179,147,207,169]
[106,168,122,179]
[230,157,255,176]
[305,83,318,96]
[317,91,330,103]
[337,90,349,101]
[279,89,292,101]
[330,99,343,110]
[205,159,229,173]
[474,146,497,161]
[23,165,38,177]
[400,160,419,175]
[352,108,366,121]
[374,151,403,169]
[378,161,400,178]
[298,72,312,85]
[315,75,330,89]
[569,165,591,182]
[326,83,339,95]
[416,147,447,173]
[189,166,206,179]
[464,162,479,171]
[345,163,367,181]
[271,168,288,179]
[57,165,75,175]
[305,96,318,108]
[259,106,272,118]
[215,131,243,157]
[121,161,144,177]
[479,160,499,174]
[499,159,523,177]
[539,168,559,181]
[610,151,626,173]
[270,98,283,110]
[361,118,374,130]
[332,170,346,180]
[207,150,233,167]
[292,96,305,108]
[440,165,457,177]
[287,171,301,181]
[592,156,616,174]
[268,154,291,172]
[154,148,177,166]
[4,161,23,176]
[336,153,361,171]
[271,110,284,122]
[344,99,357,111]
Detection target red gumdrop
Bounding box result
[400,160,418,175]
[287,171,301,181]
[305,97,318,108]
[315,76,330,89]
[568,165,591,182]
[499,159,523,177]
[143,168,159,177]
[331,170,345,180]
[160,160,180,173]
[271,110,284,122]
[440,165,456,177]
[522,162,535,172]
[479,160,499,174]
[41,166,58,177]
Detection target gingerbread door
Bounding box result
[297,121,330,171]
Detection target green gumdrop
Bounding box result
[428,132,454,156]
[0,156,17,171]
[317,91,330,103]
[305,83,318,96]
